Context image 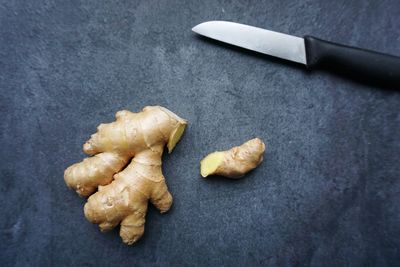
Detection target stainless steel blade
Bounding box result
[192,21,307,65]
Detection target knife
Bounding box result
[192,21,400,85]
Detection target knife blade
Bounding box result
[192,21,400,85]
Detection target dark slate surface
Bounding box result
[1,0,400,266]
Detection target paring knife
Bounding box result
[192,21,400,85]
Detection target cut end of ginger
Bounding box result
[167,123,187,153]
[200,151,225,177]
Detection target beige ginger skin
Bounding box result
[200,138,266,178]
[64,106,187,245]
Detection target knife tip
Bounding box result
[192,21,218,34]
[191,24,202,34]
[192,21,231,35]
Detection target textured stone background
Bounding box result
[1,0,400,266]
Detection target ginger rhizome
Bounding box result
[200,138,265,178]
[64,106,187,245]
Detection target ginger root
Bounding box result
[64,106,187,245]
[200,138,265,178]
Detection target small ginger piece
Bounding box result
[64,106,187,245]
[200,138,265,178]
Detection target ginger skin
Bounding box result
[64,106,187,245]
[200,138,265,178]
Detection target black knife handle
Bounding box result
[304,36,400,86]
